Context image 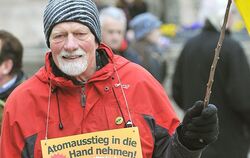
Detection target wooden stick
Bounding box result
[203,0,232,107]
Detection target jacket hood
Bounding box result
[35,43,128,89]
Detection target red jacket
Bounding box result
[1,44,202,158]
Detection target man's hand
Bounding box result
[177,101,219,150]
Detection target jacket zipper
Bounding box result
[81,86,86,108]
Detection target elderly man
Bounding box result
[0,0,218,157]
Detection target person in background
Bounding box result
[99,6,128,56]
[172,0,250,157]
[0,0,218,157]
[128,12,168,84]
[0,30,26,133]
[100,6,142,64]
[116,0,148,29]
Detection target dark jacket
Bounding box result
[126,39,167,84]
[0,71,26,133]
[172,22,250,158]
[0,71,27,101]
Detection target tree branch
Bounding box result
[203,0,232,107]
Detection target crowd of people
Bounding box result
[0,0,249,158]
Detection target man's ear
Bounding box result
[1,59,13,75]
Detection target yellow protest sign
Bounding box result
[41,127,142,158]
[234,0,250,34]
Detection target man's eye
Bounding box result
[108,30,114,34]
[75,32,85,37]
[51,34,66,43]
[74,33,88,40]
[54,34,64,39]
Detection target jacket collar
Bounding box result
[0,71,26,101]
[36,43,117,89]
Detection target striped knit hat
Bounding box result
[43,0,101,47]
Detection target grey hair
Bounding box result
[99,6,127,28]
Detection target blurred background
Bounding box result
[1,0,250,119]
[1,0,250,156]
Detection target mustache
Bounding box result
[59,49,86,57]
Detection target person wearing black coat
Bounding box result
[172,19,250,158]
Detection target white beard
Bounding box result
[56,49,88,76]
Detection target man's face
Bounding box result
[49,22,98,78]
[101,17,125,51]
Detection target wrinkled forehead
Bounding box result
[51,21,90,32]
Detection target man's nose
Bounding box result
[64,34,78,52]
